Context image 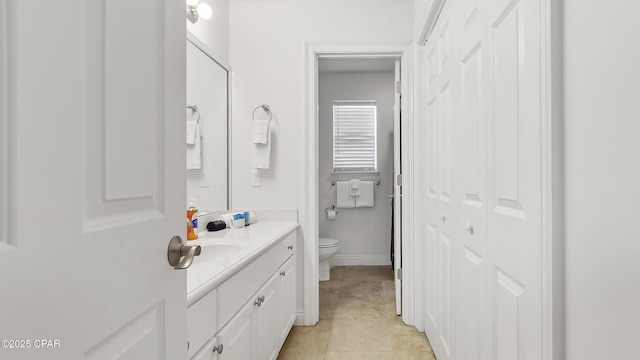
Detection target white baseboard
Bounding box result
[294,310,306,326]
[331,255,391,267]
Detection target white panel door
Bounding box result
[0,1,186,359]
[422,0,546,359]
[423,1,457,358]
[486,0,543,358]
[454,0,489,359]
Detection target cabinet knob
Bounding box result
[212,344,223,354]
[260,295,265,302]
[254,298,261,307]
[466,223,474,235]
[287,245,293,250]
[280,271,286,277]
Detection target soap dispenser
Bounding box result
[187,200,198,240]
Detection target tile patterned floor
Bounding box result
[278,266,436,360]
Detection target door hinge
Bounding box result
[396,268,402,280]
[396,174,403,186]
[395,81,401,94]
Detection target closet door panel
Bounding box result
[438,232,453,358]
[456,0,488,359]
[460,248,482,360]
[423,35,442,346]
[487,0,543,358]
[425,223,439,329]
[423,2,457,359]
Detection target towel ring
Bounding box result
[252,104,272,122]
[187,104,201,122]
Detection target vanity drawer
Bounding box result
[278,231,296,264]
[188,289,217,358]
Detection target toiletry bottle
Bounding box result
[187,200,198,240]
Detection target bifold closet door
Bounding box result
[485,0,544,358]
[423,1,457,359]
[422,0,546,359]
[454,0,490,359]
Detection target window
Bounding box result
[332,100,377,172]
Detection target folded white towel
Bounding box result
[186,119,198,145]
[355,181,374,207]
[187,120,202,169]
[336,181,355,208]
[251,120,271,169]
[252,119,269,144]
[349,179,361,197]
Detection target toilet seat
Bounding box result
[319,238,339,248]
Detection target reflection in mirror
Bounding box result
[186,32,230,212]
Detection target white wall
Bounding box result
[564,1,640,359]
[318,71,395,266]
[186,0,229,63]
[229,0,412,211]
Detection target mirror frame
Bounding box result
[186,31,232,211]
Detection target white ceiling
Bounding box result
[318,58,396,73]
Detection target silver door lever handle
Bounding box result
[167,236,201,270]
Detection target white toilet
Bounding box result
[318,237,340,281]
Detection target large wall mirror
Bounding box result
[186,32,230,212]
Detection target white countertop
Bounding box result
[186,221,299,306]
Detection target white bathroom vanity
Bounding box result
[185,221,299,359]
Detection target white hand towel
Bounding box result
[336,181,355,208]
[186,119,198,144]
[349,179,361,197]
[251,120,271,169]
[253,119,269,144]
[187,120,202,169]
[355,181,375,207]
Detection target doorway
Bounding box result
[303,44,413,326]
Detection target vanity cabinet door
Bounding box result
[278,255,297,347]
[254,272,280,360]
[191,337,220,360]
[188,290,217,358]
[216,300,253,360]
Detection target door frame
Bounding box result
[303,43,414,326]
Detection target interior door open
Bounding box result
[393,59,402,315]
[0,1,187,359]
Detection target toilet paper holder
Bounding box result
[325,205,339,216]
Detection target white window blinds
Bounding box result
[332,101,377,172]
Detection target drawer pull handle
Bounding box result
[280,271,286,277]
[287,245,293,250]
[255,295,266,307]
[212,344,223,354]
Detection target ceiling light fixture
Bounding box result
[186,0,212,24]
